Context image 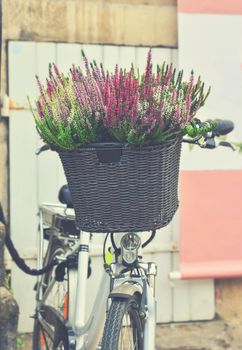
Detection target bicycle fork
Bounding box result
[109,261,157,350]
[71,231,157,350]
[109,278,157,349]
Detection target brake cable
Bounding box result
[0,204,57,276]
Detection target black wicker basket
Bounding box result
[56,135,182,233]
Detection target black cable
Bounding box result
[5,226,57,276]
[0,204,57,276]
[110,233,121,258]
[142,230,156,248]
[0,204,4,224]
[110,233,118,251]
[103,233,109,266]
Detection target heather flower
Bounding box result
[30,49,210,149]
[29,62,105,149]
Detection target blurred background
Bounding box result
[0,0,242,348]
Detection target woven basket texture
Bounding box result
[57,135,182,233]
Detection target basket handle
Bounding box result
[87,142,123,149]
[87,143,123,163]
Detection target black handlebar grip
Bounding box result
[213,119,234,136]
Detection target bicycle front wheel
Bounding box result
[101,295,144,350]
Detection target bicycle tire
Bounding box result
[101,295,144,350]
[33,239,69,350]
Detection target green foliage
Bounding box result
[29,97,100,150]
[16,334,24,349]
[233,142,242,152]
[3,272,12,294]
[184,119,218,138]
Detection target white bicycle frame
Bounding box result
[38,208,157,350]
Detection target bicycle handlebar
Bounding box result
[212,119,234,136]
[183,119,235,150]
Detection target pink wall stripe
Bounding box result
[178,0,242,15]
[180,170,242,279]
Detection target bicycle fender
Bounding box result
[110,281,143,299]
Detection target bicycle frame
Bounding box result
[73,231,109,350]
[37,207,157,350]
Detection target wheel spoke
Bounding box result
[40,325,52,350]
[33,244,69,350]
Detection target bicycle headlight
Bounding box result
[120,233,141,266]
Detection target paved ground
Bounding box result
[20,319,242,350]
[156,320,242,350]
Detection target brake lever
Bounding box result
[183,135,215,148]
[200,138,236,151]
[218,141,236,151]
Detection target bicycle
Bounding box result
[32,119,234,350]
